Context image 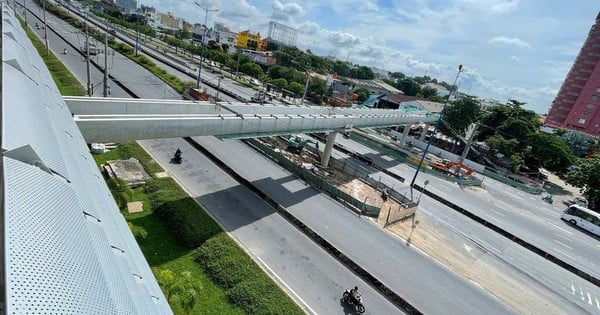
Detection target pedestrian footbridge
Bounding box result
[65,96,437,143]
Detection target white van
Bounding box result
[561,205,600,237]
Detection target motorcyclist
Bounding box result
[174,148,182,160]
[350,286,361,304]
[63,48,68,55]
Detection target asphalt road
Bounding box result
[333,133,600,276]
[139,138,401,315]
[329,134,600,313]
[193,136,516,315]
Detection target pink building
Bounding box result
[546,12,600,136]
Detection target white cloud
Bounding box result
[271,0,304,22]
[328,31,362,46]
[490,0,520,14]
[488,36,532,49]
[298,20,320,35]
[510,56,520,62]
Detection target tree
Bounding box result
[486,135,519,157]
[477,100,541,141]
[397,78,421,96]
[525,133,575,172]
[561,131,592,157]
[155,269,181,303]
[288,81,304,96]
[270,78,288,89]
[441,96,482,136]
[419,86,439,100]
[389,72,405,80]
[353,88,370,103]
[240,62,263,78]
[567,153,600,210]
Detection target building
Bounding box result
[546,12,600,136]
[155,11,184,33]
[115,0,137,13]
[236,30,267,51]
[240,49,276,66]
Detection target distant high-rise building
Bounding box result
[546,12,600,136]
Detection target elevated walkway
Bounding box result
[65,96,438,143]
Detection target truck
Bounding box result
[182,87,210,101]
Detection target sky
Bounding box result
[140,0,599,114]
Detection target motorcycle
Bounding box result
[171,149,182,164]
[542,194,553,204]
[342,289,365,314]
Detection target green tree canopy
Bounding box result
[524,133,575,172]
[478,100,541,141]
[353,88,370,103]
[441,96,482,136]
[397,78,421,96]
[240,62,263,78]
[567,153,600,210]
[419,86,439,100]
[561,131,593,157]
[270,78,288,89]
[287,81,305,96]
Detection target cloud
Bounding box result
[488,36,532,49]
[298,20,320,35]
[490,0,520,14]
[271,0,304,22]
[459,0,520,14]
[328,31,362,46]
[510,56,520,62]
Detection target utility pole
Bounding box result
[24,0,27,25]
[85,14,92,96]
[235,51,241,78]
[300,70,310,106]
[134,0,141,56]
[459,122,479,163]
[409,64,464,199]
[195,2,218,89]
[103,18,109,97]
[42,0,48,55]
[216,75,223,100]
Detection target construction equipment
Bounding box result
[430,159,475,178]
[287,135,315,154]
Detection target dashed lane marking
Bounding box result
[553,239,573,250]
[547,221,574,235]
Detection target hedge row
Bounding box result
[195,234,304,315]
[148,178,221,248]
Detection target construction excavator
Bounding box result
[430,159,475,178]
[286,135,315,154]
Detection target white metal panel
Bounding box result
[2,4,172,314]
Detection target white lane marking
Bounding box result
[495,200,511,209]
[256,256,317,315]
[489,208,505,217]
[595,298,599,309]
[571,284,576,295]
[554,248,576,261]
[553,239,573,250]
[512,194,524,201]
[587,292,593,305]
[547,222,574,235]
[555,233,573,242]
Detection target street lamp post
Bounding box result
[134,0,141,56]
[195,2,218,89]
[42,0,48,54]
[409,64,464,199]
[417,180,430,205]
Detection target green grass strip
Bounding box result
[94,142,303,314]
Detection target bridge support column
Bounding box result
[321,131,338,168]
[419,123,429,142]
[399,124,411,146]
